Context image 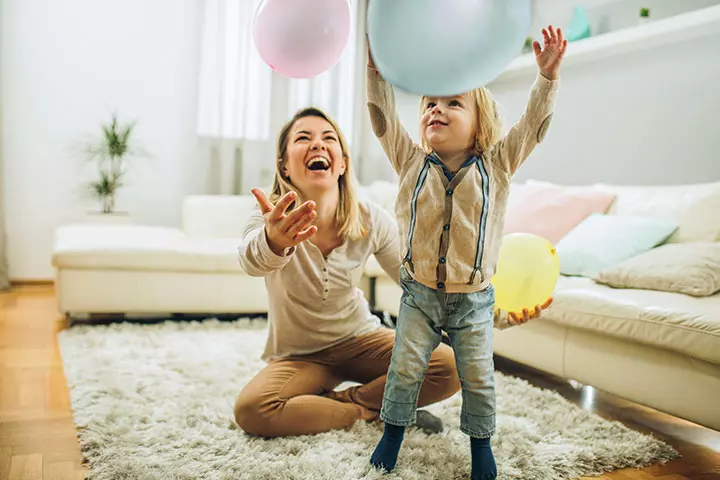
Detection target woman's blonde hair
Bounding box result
[272,107,367,240]
[419,87,503,156]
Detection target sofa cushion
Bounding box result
[53,224,246,274]
[182,195,258,239]
[598,182,720,243]
[595,243,720,297]
[360,181,400,217]
[504,181,616,244]
[548,276,720,365]
[555,213,677,277]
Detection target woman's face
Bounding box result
[283,116,346,195]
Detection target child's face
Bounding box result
[283,116,346,194]
[421,94,477,155]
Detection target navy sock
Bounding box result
[470,437,497,480]
[370,423,406,472]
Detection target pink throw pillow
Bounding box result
[503,181,616,244]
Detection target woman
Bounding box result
[234,107,548,438]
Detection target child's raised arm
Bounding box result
[494,25,566,174]
[366,44,422,175]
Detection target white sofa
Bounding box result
[52,181,720,431]
[367,181,720,432]
[53,194,373,316]
[53,195,271,316]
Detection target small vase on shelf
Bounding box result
[639,7,650,25]
[567,5,591,42]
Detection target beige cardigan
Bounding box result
[366,66,559,293]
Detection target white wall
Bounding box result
[2,0,205,279]
[359,1,720,186]
[492,28,720,185]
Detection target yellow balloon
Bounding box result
[491,233,560,313]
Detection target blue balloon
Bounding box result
[367,0,532,96]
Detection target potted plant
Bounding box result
[82,113,145,220]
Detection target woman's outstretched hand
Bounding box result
[251,188,317,256]
[508,297,553,326]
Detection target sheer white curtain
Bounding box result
[197,0,366,194]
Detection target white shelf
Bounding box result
[492,4,720,83]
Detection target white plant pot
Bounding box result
[85,211,131,224]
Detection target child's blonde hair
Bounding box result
[419,87,503,156]
[272,107,367,241]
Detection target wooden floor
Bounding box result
[0,285,718,480]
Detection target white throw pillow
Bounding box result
[596,182,720,243]
[595,243,720,297]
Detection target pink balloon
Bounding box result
[253,0,351,79]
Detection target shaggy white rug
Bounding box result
[58,319,678,480]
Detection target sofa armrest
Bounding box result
[182,195,257,239]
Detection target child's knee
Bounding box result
[394,360,429,387]
[458,368,495,400]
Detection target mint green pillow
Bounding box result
[556,213,677,278]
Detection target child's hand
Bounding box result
[532,25,567,81]
[508,297,553,326]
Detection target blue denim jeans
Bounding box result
[380,267,496,438]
